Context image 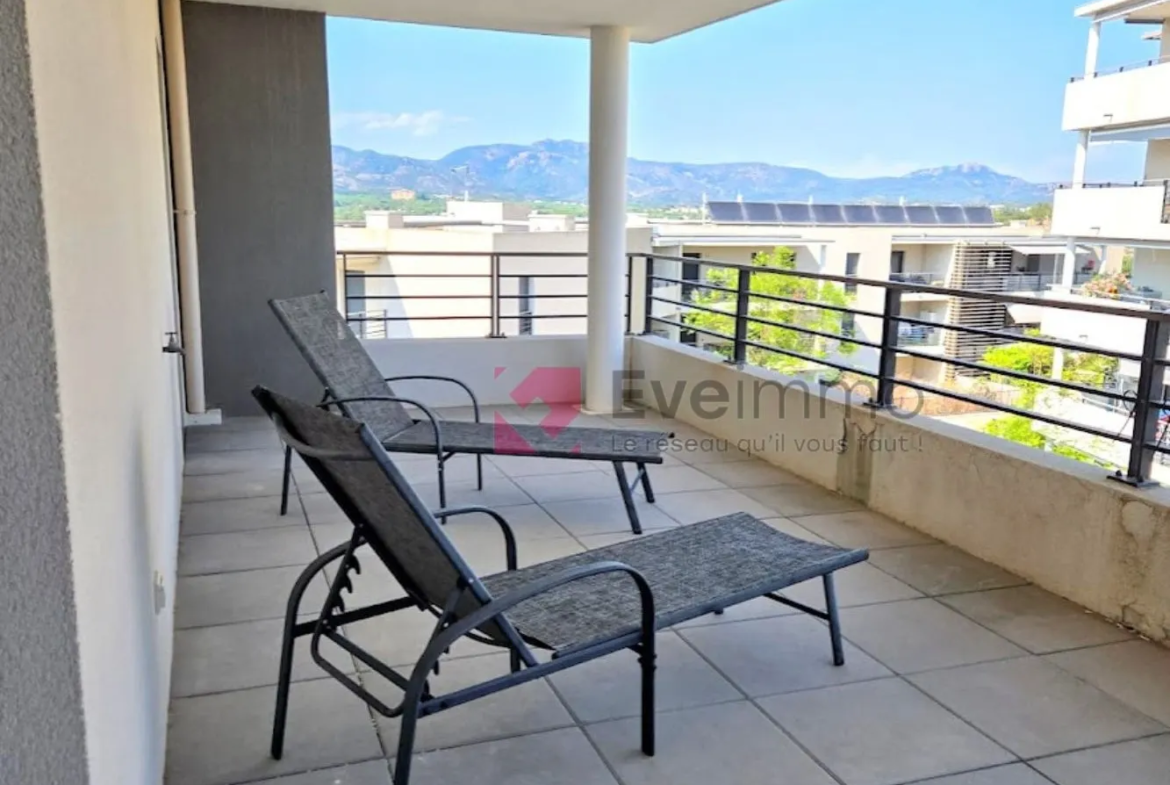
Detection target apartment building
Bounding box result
[651,201,1071,382]
[1052,0,1170,298]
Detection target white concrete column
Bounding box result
[1061,239,1078,289]
[585,25,630,413]
[1085,21,1101,78]
[1073,131,1090,187]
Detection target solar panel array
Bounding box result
[706,202,997,227]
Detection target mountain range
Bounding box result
[332,140,1054,206]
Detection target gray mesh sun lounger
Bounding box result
[270,292,670,534]
[252,386,869,785]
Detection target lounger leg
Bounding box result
[638,463,656,503]
[279,445,293,516]
[823,573,845,667]
[271,543,350,759]
[510,649,522,674]
[476,454,484,491]
[393,693,422,785]
[437,454,447,511]
[613,462,644,535]
[639,641,657,756]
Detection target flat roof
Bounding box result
[1075,0,1170,22]
[206,0,790,43]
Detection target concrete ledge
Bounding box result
[630,336,1170,644]
[362,334,589,407]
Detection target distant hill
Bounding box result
[332,140,1054,207]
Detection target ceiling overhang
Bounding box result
[1076,0,1170,23]
[200,0,788,43]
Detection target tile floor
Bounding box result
[168,406,1170,785]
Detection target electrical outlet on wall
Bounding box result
[153,570,167,614]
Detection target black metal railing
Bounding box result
[337,250,633,338]
[641,252,1170,486]
[1070,55,1170,82]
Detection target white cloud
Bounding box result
[331,110,466,137]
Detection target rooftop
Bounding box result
[169,407,1170,785]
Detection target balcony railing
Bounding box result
[642,252,1170,486]
[1070,54,1170,82]
[1063,59,1170,130]
[888,271,946,286]
[338,250,633,338]
[1051,184,1170,241]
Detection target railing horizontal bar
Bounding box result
[894,347,1131,401]
[888,377,1128,443]
[890,314,1144,362]
[348,315,489,322]
[349,295,488,301]
[501,314,589,320]
[337,250,589,258]
[496,294,586,300]
[740,338,875,378]
[743,312,881,351]
[348,274,491,280]
[648,295,747,319]
[645,315,736,344]
[644,253,1170,321]
[649,274,737,296]
[749,289,882,318]
[497,274,589,279]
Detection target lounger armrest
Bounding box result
[414,561,656,677]
[432,506,518,571]
[383,375,481,423]
[322,396,445,458]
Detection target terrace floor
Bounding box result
[168,406,1170,785]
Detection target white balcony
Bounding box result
[1063,60,1170,131]
[1051,184,1170,242]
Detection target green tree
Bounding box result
[979,337,1118,464]
[684,247,855,372]
[993,202,1053,225]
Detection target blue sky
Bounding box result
[327,0,1156,183]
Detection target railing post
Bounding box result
[641,255,654,335]
[868,287,903,409]
[487,253,503,338]
[625,254,634,335]
[727,267,752,366]
[1113,318,1170,486]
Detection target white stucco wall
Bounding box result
[25,0,185,782]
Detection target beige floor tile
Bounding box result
[792,509,937,550]
[679,614,891,697]
[549,632,740,722]
[408,727,618,785]
[759,678,1013,785]
[588,701,837,785]
[868,544,1027,596]
[910,657,1166,758]
[165,678,382,785]
[839,598,1027,674]
[1046,640,1170,725]
[940,586,1133,654]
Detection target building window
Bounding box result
[345,271,367,336]
[845,253,860,294]
[890,250,905,275]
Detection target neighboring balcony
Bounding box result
[889,271,949,301]
[1051,183,1170,242]
[1063,58,1170,131]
